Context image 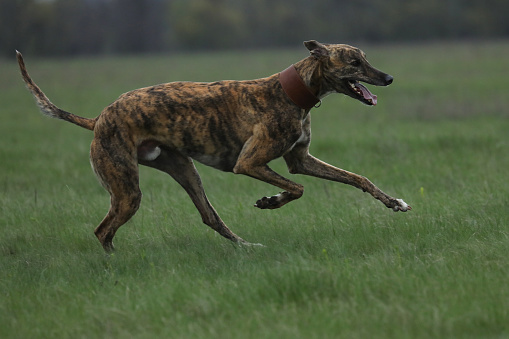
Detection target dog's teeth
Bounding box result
[349,82,362,95]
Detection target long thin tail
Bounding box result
[16,51,96,131]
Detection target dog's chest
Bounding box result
[287,129,308,152]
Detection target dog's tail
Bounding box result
[16,51,96,131]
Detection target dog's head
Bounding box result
[304,40,393,106]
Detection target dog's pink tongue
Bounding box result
[355,83,377,105]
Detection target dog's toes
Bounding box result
[232,235,265,247]
[240,241,266,247]
[255,196,269,209]
[392,198,411,212]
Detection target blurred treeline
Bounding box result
[2,0,509,57]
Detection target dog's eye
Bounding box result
[350,59,361,67]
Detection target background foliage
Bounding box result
[2,0,509,57]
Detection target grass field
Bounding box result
[1,41,509,338]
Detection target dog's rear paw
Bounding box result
[240,241,266,247]
[392,198,412,212]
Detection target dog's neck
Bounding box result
[279,64,321,110]
[292,57,335,103]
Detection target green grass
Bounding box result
[1,41,509,338]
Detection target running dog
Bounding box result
[17,40,411,251]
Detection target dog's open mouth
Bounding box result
[348,81,377,106]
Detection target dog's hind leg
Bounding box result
[90,139,142,251]
[139,148,248,244]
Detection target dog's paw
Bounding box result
[392,198,412,212]
[255,191,297,210]
[255,195,281,209]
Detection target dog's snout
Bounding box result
[384,74,393,86]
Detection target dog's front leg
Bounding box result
[284,149,411,212]
[233,127,304,209]
[235,162,304,209]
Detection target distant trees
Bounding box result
[2,0,509,57]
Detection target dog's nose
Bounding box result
[384,74,394,85]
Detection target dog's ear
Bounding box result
[304,40,330,59]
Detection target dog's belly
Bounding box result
[138,140,240,171]
[189,152,237,171]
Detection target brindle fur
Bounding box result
[17,41,411,251]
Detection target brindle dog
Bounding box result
[17,40,411,251]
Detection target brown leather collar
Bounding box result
[279,65,321,110]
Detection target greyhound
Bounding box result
[17,40,411,251]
